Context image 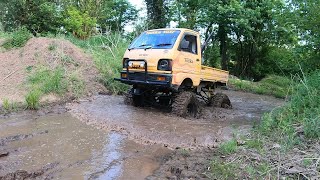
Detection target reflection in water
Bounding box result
[89,133,124,180]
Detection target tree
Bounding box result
[64,6,96,39]
[145,0,169,28]
[102,0,138,32]
[0,0,62,34]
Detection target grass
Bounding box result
[229,75,294,98]
[210,158,240,179]
[68,71,85,98]
[25,89,42,110]
[260,70,320,143]
[209,70,320,179]
[66,33,129,94]
[1,98,19,113]
[28,66,68,95]
[2,27,32,49]
[218,139,238,155]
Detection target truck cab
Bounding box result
[115,28,230,117]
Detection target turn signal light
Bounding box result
[157,76,166,81]
[121,73,127,78]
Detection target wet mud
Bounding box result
[67,90,284,149]
[0,113,170,180]
[0,90,284,179]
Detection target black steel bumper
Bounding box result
[114,59,172,88]
[114,72,172,87]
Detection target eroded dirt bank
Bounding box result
[67,90,283,149]
[0,111,170,180]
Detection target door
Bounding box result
[175,33,201,86]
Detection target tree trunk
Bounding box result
[218,24,228,70]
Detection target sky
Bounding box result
[128,0,146,10]
[125,0,146,32]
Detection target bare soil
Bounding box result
[0,37,105,105]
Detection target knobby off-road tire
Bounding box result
[212,93,232,109]
[123,89,144,107]
[124,89,133,105]
[172,91,200,118]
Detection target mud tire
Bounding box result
[123,89,144,107]
[172,91,200,118]
[124,89,134,105]
[212,93,232,108]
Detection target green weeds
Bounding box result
[260,70,320,143]
[1,99,18,113]
[25,89,42,110]
[218,139,238,155]
[229,75,293,98]
[66,33,129,94]
[28,66,67,95]
[2,27,32,49]
[210,158,239,179]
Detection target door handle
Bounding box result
[196,59,200,62]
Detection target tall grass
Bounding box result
[28,66,67,95]
[66,33,129,94]
[260,70,320,144]
[2,27,32,49]
[229,75,293,98]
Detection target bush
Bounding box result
[67,33,129,94]
[2,27,32,49]
[260,70,320,142]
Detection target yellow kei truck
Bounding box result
[115,28,231,117]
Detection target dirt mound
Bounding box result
[0,37,105,105]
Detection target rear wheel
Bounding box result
[212,93,232,108]
[172,91,200,118]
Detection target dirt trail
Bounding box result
[67,90,283,149]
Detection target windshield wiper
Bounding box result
[138,44,153,50]
[155,43,172,47]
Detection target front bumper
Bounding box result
[114,71,172,87]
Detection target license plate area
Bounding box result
[128,61,145,69]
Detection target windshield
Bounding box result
[129,30,180,50]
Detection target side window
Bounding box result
[179,34,197,54]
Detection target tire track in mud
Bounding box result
[67,90,284,149]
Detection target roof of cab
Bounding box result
[146,28,199,35]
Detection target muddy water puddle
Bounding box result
[0,113,170,179]
[67,90,284,149]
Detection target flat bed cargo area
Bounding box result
[200,66,229,84]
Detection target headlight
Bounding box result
[123,58,129,68]
[157,59,172,71]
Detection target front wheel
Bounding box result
[124,88,144,107]
[172,91,200,118]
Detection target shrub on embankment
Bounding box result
[229,75,293,98]
[260,70,320,143]
[66,33,129,94]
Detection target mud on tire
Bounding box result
[212,93,232,108]
[124,88,144,107]
[124,89,134,105]
[172,91,200,118]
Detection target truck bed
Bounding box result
[200,66,229,84]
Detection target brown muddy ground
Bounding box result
[0,111,170,180]
[0,90,284,179]
[67,90,283,149]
